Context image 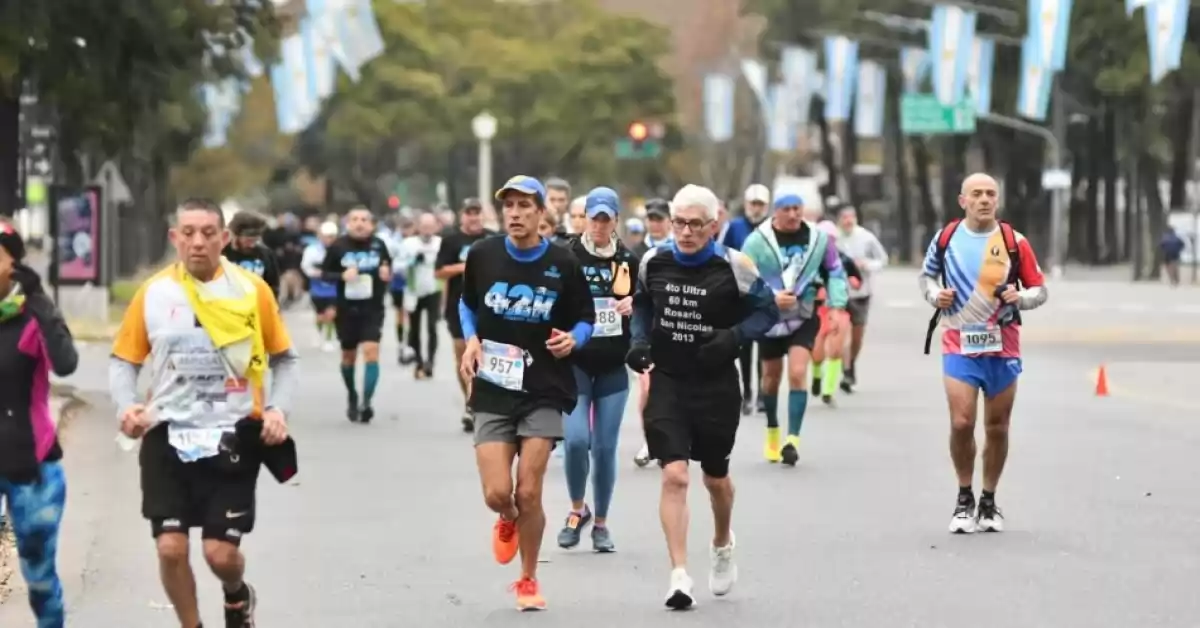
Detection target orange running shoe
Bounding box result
[492,517,519,565]
[510,577,546,611]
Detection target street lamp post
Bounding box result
[472,111,497,207]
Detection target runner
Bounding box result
[627,184,777,608]
[566,196,588,235]
[222,211,282,297]
[835,206,888,390]
[741,194,847,465]
[806,219,856,407]
[0,220,77,628]
[321,207,393,423]
[435,198,497,432]
[109,198,298,628]
[556,186,639,553]
[544,177,572,218]
[632,198,674,468]
[396,212,443,379]
[724,185,771,415]
[458,175,595,610]
[624,217,647,256]
[920,173,1047,534]
[387,216,417,366]
[300,221,340,351]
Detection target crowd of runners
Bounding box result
[0,170,1049,626]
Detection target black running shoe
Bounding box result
[810,378,822,397]
[346,402,359,423]
[780,442,799,467]
[359,406,374,423]
[223,582,256,627]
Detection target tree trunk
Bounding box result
[1084,116,1102,264]
[0,90,18,216]
[888,77,913,263]
[1102,104,1119,262]
[940,136,967,226]
[815,104,838,202]
[1141,154,1166,280]
[1169,91,1192,210]
[912,137,937,247]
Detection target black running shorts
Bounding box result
[140,423,261,546]
[310,296,336,313]
[642,369,742,478]
[335,306,385,351]
[758,314,821,361]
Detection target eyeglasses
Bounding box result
[671,218,711,232]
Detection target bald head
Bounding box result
[417,212,439,237]
[959,172,999,224]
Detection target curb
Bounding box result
[0,387,91,605]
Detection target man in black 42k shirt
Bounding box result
[625,184,778,610]
[320,207,393,424]
[223,211,283,297]
[434,197,496,432]
[458,175,595,610]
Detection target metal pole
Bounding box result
[978,112,1063,276]
[477,138,492,208]
[1050,78,1067,279]
[1188,87,1200,284]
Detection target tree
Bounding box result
[296,0,679,210]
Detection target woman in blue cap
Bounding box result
[555,186,640,552]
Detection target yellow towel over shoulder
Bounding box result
[177,258,267,391]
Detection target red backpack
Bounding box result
[923,219,1022,355]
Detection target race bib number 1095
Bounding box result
[960,323,1002,354]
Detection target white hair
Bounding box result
[569,195,587,211]
[670,184,719,222]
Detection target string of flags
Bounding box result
[202,0,387,149]
[702,0,1190,143]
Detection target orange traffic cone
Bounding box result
[1095,365,1109,397]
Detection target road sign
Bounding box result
[93,161,132,203]
[1041,169,1071,190]
[900,94,976,135]
[614,138,662,160]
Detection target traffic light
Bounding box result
[387,195,400,210]
[628,121,649,145]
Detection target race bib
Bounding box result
[593,297,622,338]
[345,275,373,300]
[960,322,1002,354]
[168,425,225,462]
[478,340,526,391]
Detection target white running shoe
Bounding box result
[948,495,976,534]
[321,341,337,352]
[664,568,695,610]
[708,531,737,596]
[975,501,1005,532]
[634,444,651,467]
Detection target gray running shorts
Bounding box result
[847,297,871,326]
[474,407,564,445]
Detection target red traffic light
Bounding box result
[628,122,648,142]
[387,195,400,209]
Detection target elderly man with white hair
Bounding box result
[626,184,778,610]
[566,195,588,235]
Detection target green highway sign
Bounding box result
[900,94,976,135]
[614,138,662,160]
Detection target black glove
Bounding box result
[415,253,426,265]
[696,328,741,367]
[624,342,653,373]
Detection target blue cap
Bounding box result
[494,175,547,206]
[774,193,804,209]
[585,186,620,219]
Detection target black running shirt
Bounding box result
[632,241,778,379]
[436,228,496,320]
[459,236,596,416]
[320,235,392,311]
[222,243,282,297]
[567,236,640,376]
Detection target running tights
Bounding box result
[737,341,760,398]
[407,293,441,368]
[1,461,66,628]
[563,367,630,519]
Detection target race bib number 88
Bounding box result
[593,298,622,337]
[960,323,1002,354]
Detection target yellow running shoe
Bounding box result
[763,427,782,463]
[781,435,800,467]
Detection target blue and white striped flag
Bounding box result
[928,4,976,105]
[301,14,337,100]
[780,46,817,127]
[767,83,797,151]
[1126,0,1151,16]
[1016,34,1052,121]
[1028,0,1072,72]
[273,33,319,133]
[966,36,995,115]
[740,58,769,114]
[900,47,929,94]
[703,73,735,142]
[823,35,859,122]
[1145,0,1190,83]
[338,0,386,75]
[853,60,886,138]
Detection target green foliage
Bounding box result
[303,0,678,205]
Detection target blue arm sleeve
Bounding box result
[733,277,780,342]
[458,297,477,340]
[570,322,593,349]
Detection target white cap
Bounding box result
[319,222,339,237]
[744,183,770,204]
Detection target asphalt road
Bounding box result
[2,268,1199,627]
